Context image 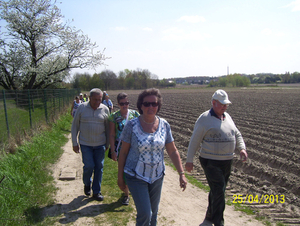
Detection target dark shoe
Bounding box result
[84,185,91,196]
[122,196,130,205]
[93,193,104,201]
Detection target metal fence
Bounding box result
[0,89,80,144]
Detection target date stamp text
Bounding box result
[232,194,285,204]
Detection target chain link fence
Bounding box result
[0,89,80,147]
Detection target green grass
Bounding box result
[0,113,71,226]
[166,162,210,192]
[0,93,75,153]
[94,156,135,226]
[0,112,286,226]
[0,113,135,226]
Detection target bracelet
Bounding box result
[179,171,185,175]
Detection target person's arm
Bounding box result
[71,105,81,153]
[233,119,247,162]
[73,146,80,153]
[166,142,187,191]
[118,141,130,191]
[109,121,117,161]
[185,116,205,172]
[105,121,110,149]
[240,149,248,162]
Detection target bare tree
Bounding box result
[0,0,109,90]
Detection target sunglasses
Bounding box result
[142,102,159,107]
[119,101,129,106]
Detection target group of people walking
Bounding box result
[70,93,89,117]
[71,88,247,226]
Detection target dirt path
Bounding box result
[42,134,265,226]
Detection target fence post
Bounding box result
[52,89,55,116]
[43,90,48,123]
[28,90,32,128]
[2,90,10,138]
[59,90,61,112]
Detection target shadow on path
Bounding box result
[31,195,124,224]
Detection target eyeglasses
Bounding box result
[142,102,159,107]
[119,101,129,106]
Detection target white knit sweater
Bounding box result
[187,109,246,162]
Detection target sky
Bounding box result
[33,0,300,79]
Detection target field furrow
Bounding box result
[108,87,300,224]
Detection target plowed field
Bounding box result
[108,87,300,225]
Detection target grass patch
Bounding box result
[226,199,256,215]
[97,156,135,226]
[166,161,210,192]
[0,112,135,226]
[0,113,72,226]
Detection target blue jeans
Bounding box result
[125,174,164,226]
[200,157,232,226]
[80,144,106,194]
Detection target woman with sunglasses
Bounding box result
[118,88,187,226]
[108,92,139,205]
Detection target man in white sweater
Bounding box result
[185,89,248,226]
[71,88,110,201]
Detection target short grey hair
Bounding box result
[89,88,103,97]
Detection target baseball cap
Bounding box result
[79,93,83,96]
[212,89,231,105]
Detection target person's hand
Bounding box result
[73,146,80,153]
[185,162,193,172]
[111,151,118,161]
[179,174,187,191]
[118,176,126,191]
[240,149,248,162]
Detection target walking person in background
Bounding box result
[108,92,139,205]
[103,94,113,114]
[118,88,187,226]
[102,91,108,103]
[79,93,85,102]
[185,89,248,226]
[70,96,82,117]
[71,88,110,201]
[83,93,89,102]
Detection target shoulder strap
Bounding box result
[116,110,130,155]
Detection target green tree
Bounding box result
[282,72,291,83]
[125,76,135,89]
[91,73,104,89]
[99,70,117,90]
[0,0,108,90]
[117,71,126,89]
[218,77,228,87]
[291,72,300,83]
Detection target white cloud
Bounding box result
[162,27,210,41]
[261,28,286,37]
[282,0,300,11]
[142,27,153,32]
[177,15,206,23]
[111,26,127,31]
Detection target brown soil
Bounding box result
[43,134,264,225]
[42,87,300,225]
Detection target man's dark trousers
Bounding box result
[200,156,233,226]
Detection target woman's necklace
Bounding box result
[121,110,128,119]
[142,116,156,124]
